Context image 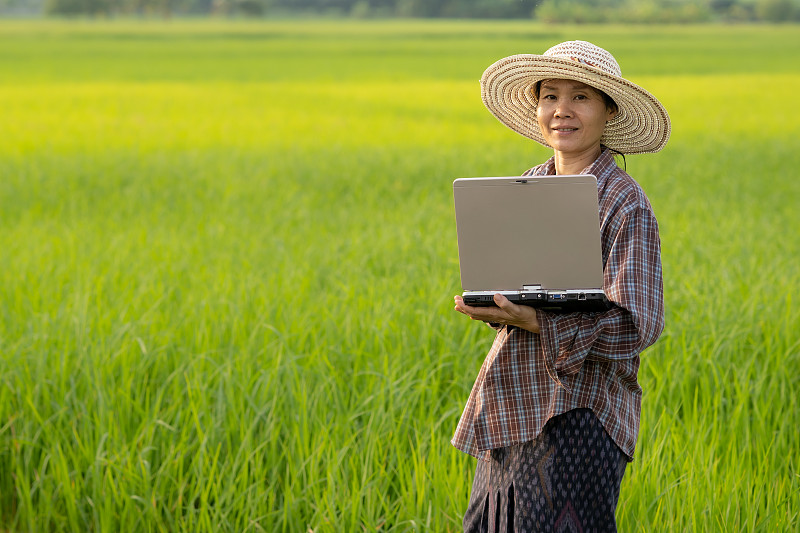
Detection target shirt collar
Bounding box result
[581,147,618,186]
[536,147,617,184]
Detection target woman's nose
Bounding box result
[554,103,572,118]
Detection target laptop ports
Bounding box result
[577,293,587,301]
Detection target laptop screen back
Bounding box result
[454,175,604,291]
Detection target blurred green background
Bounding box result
[0,19,799,532]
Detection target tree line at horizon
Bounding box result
[1,0,799,21]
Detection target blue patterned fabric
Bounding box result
[462,408,628,533]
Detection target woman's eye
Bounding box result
[542,94,556,100]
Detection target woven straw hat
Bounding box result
[480,40,670,154]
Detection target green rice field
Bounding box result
[0,19,799,531]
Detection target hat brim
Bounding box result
[480,54,671,155]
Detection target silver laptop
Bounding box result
[453,175,610,312]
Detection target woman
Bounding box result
[452,41,669,532]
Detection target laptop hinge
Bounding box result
[522,285,542,291]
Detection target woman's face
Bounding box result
[536,79,617,157]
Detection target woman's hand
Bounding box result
[454,294,541,334]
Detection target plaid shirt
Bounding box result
[452,148,664,461]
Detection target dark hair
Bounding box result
[533,80,618,114]
[606,146,627,172]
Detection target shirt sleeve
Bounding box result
[535,206,664,389]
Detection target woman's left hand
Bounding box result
[454,293,540,334]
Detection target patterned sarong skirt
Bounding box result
[463,408,628,533]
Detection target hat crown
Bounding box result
[543,40,622,78]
